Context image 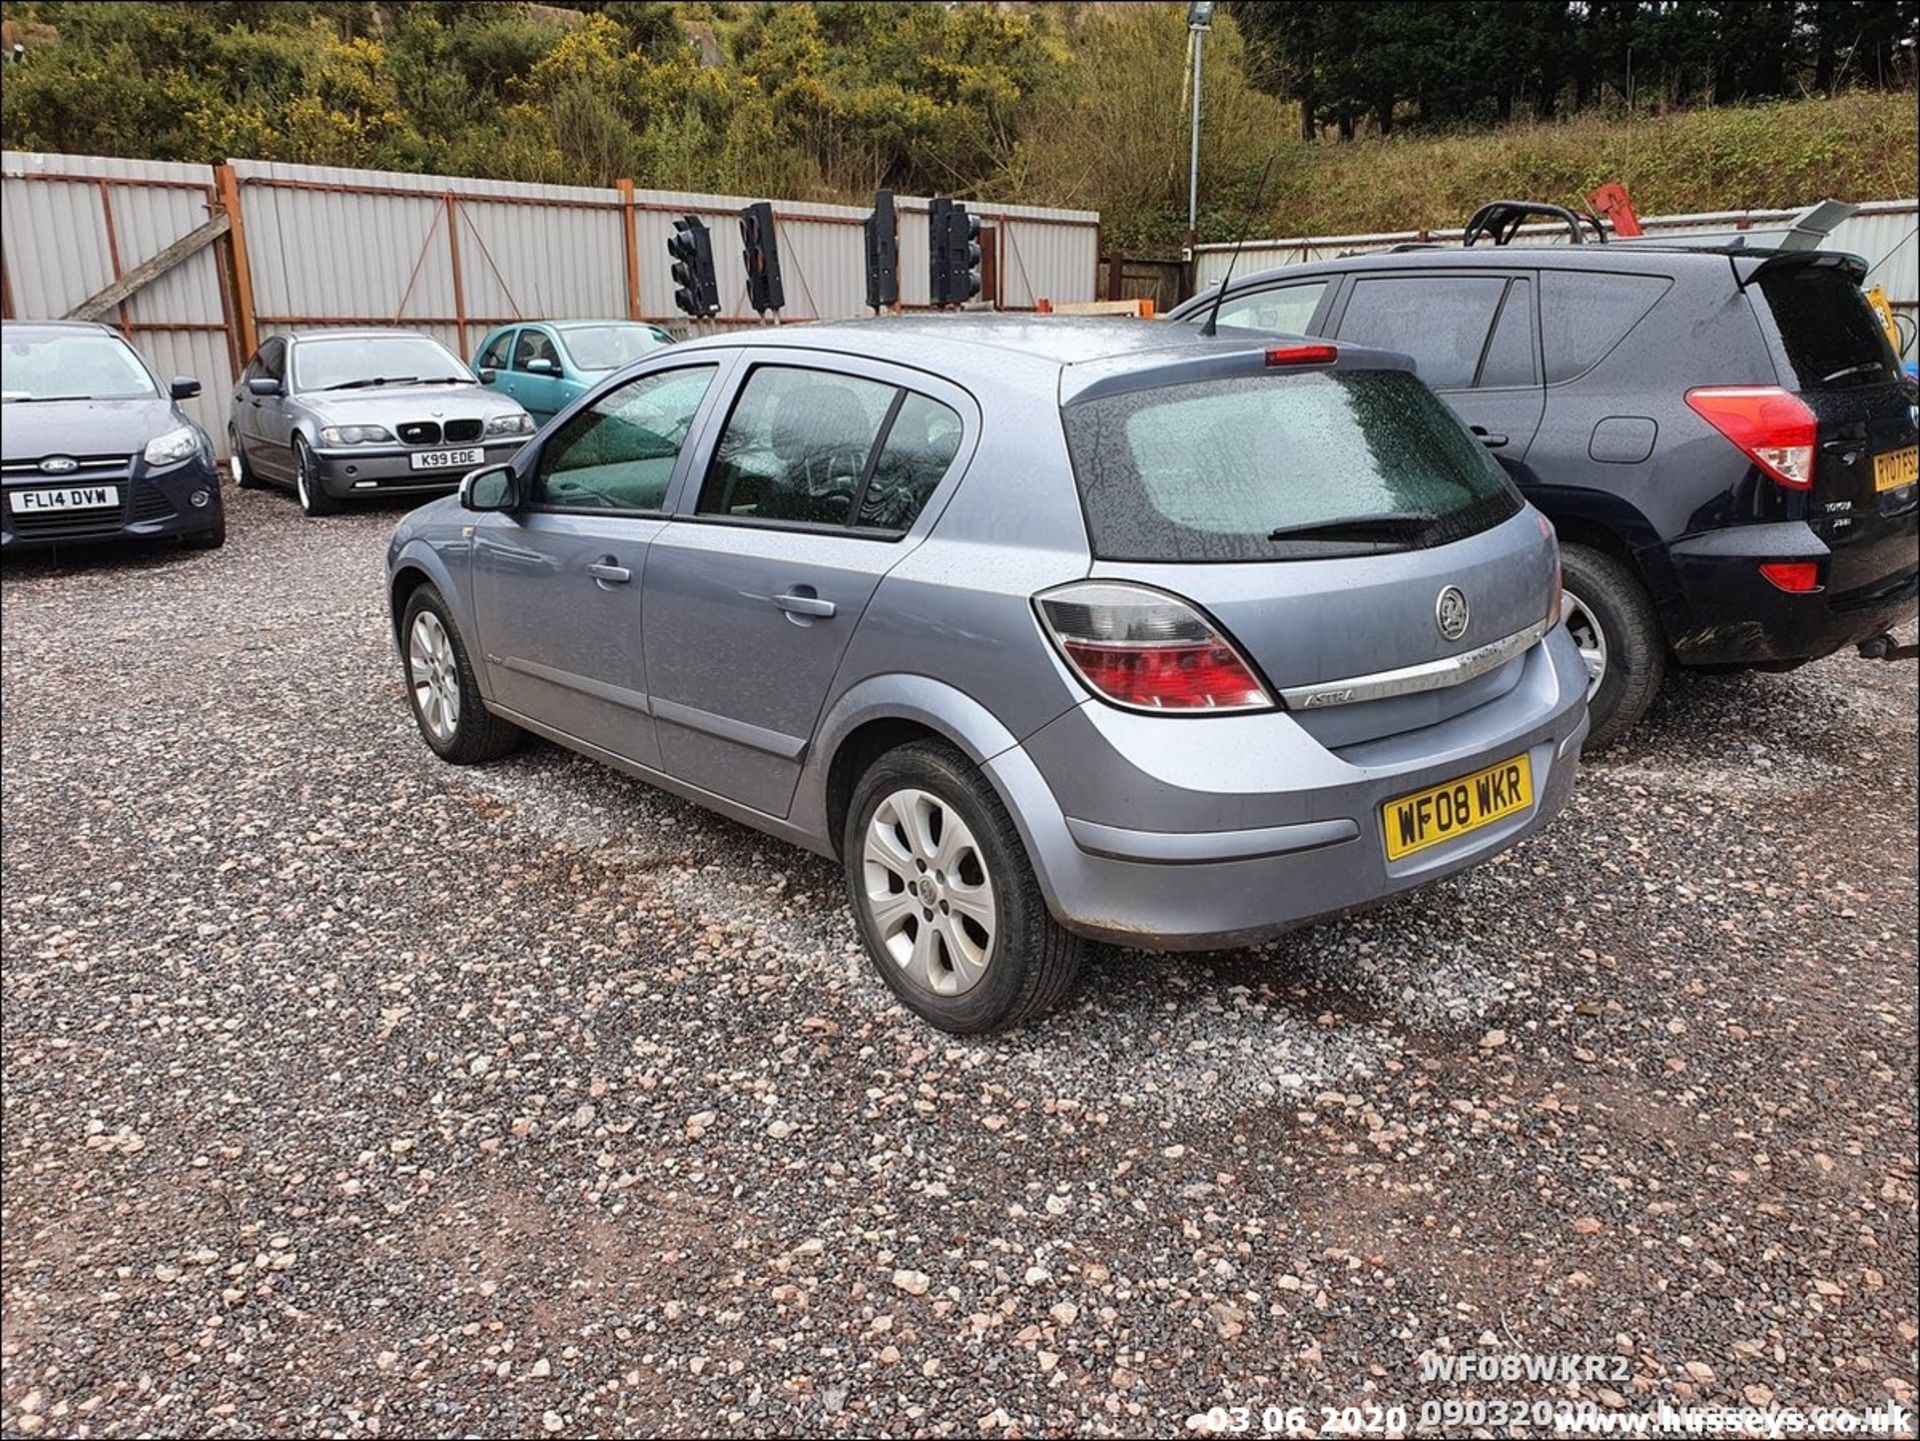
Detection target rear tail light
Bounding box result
[1758,560,1821,593]
[1536,509,1563,624]
[1035,582,1272,713]
[1685,386,1818,489]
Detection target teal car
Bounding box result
[472,320,674,426]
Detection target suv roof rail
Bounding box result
[1463,200,1608,248]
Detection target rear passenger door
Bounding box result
[642,356,971,819]
[1333,271,1545,475]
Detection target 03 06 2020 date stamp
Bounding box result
[1181,1350,1918,1438]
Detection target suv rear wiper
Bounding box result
[1816,361,1886,386]
[321,376,419,391]
[1268,512,1440,544]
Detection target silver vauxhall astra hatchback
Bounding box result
[387,317,1590,1032]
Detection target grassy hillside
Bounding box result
[1250,92,1920,244]
[1,1,1912,253]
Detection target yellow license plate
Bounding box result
[1874,445,1918,492]
[1382,753,1533,862]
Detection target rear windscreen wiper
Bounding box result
[1268,511,1440,544]
[1816,361,1887,386]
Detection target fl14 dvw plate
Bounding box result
[1382,753,1533,861]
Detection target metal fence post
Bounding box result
[443,192,468,355]
[215,163,258,360]
[617,178,642,322]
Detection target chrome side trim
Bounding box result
[1065,815,1360,865]
[1278,617,1551,710]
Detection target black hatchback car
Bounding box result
[1173,224,1919,746]
[1,320,225,552]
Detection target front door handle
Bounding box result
[587,560,631,585]
[774,591,836,618]
[1471,426,1509,448]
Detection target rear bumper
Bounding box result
[309,438,527,498]
[1661,520,1920,666]
[1,459,224,549]
[987,625,1591,951]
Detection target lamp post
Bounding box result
[1186,1,1214,249]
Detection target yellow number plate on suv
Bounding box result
[1382,754,1533,861]
[1873,445,1918,492]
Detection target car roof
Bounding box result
[281,328,440,343]
[1,319,123,337]
[671,313,1403,375]
[1179,239,1861,311]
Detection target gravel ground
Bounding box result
[3,490,1916,1439]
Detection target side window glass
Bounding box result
[259,339,286,381]
[1214,281,1329,335]
[242,350,262,382]
[1337,276,1508,390]
[513,328,559,373]
[1476,278,1536,388]
[1540,271,1671,384]
[477,330,515,370]
[697,367,895,528]
[858,392,964,532]
[534,365,716,512]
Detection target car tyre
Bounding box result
[1559,543,1665,750]
[293,435,341,517]
[400,583,521,765]
[228,427,263,490]
[845,740,1081,1034]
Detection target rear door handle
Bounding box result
[774,591,836,618]
[1471,427,1509,448]
[587,561,631,585]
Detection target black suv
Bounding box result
[1172,210,1919,746]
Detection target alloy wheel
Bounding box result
[408,611,461,744]
[295,447,312,510]
[1560,588,1608,699]
[860,787,996,998]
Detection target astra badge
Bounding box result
[1435,586,1470,642]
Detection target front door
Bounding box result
[643,358,970,818]
[510,326,567,424]
[470,360,729,769]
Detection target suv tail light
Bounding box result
[1035,582,1272,713]
[1685,386,1817,489]
[1758,560,1821,593]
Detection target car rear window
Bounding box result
[1757,266,1902,390]
[1061,370,1522,563]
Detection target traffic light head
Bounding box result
[667,216,720,318]
[738,200,785,316]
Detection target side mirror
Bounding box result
[170,375,201,400]
[527,357,557,375]
[246,376,283,398]
[460,463,518,512]
[478,367,498,385]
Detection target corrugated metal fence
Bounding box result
[1,152,236,437]
[4,150,1102,436]
[1193,199,1920,358]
